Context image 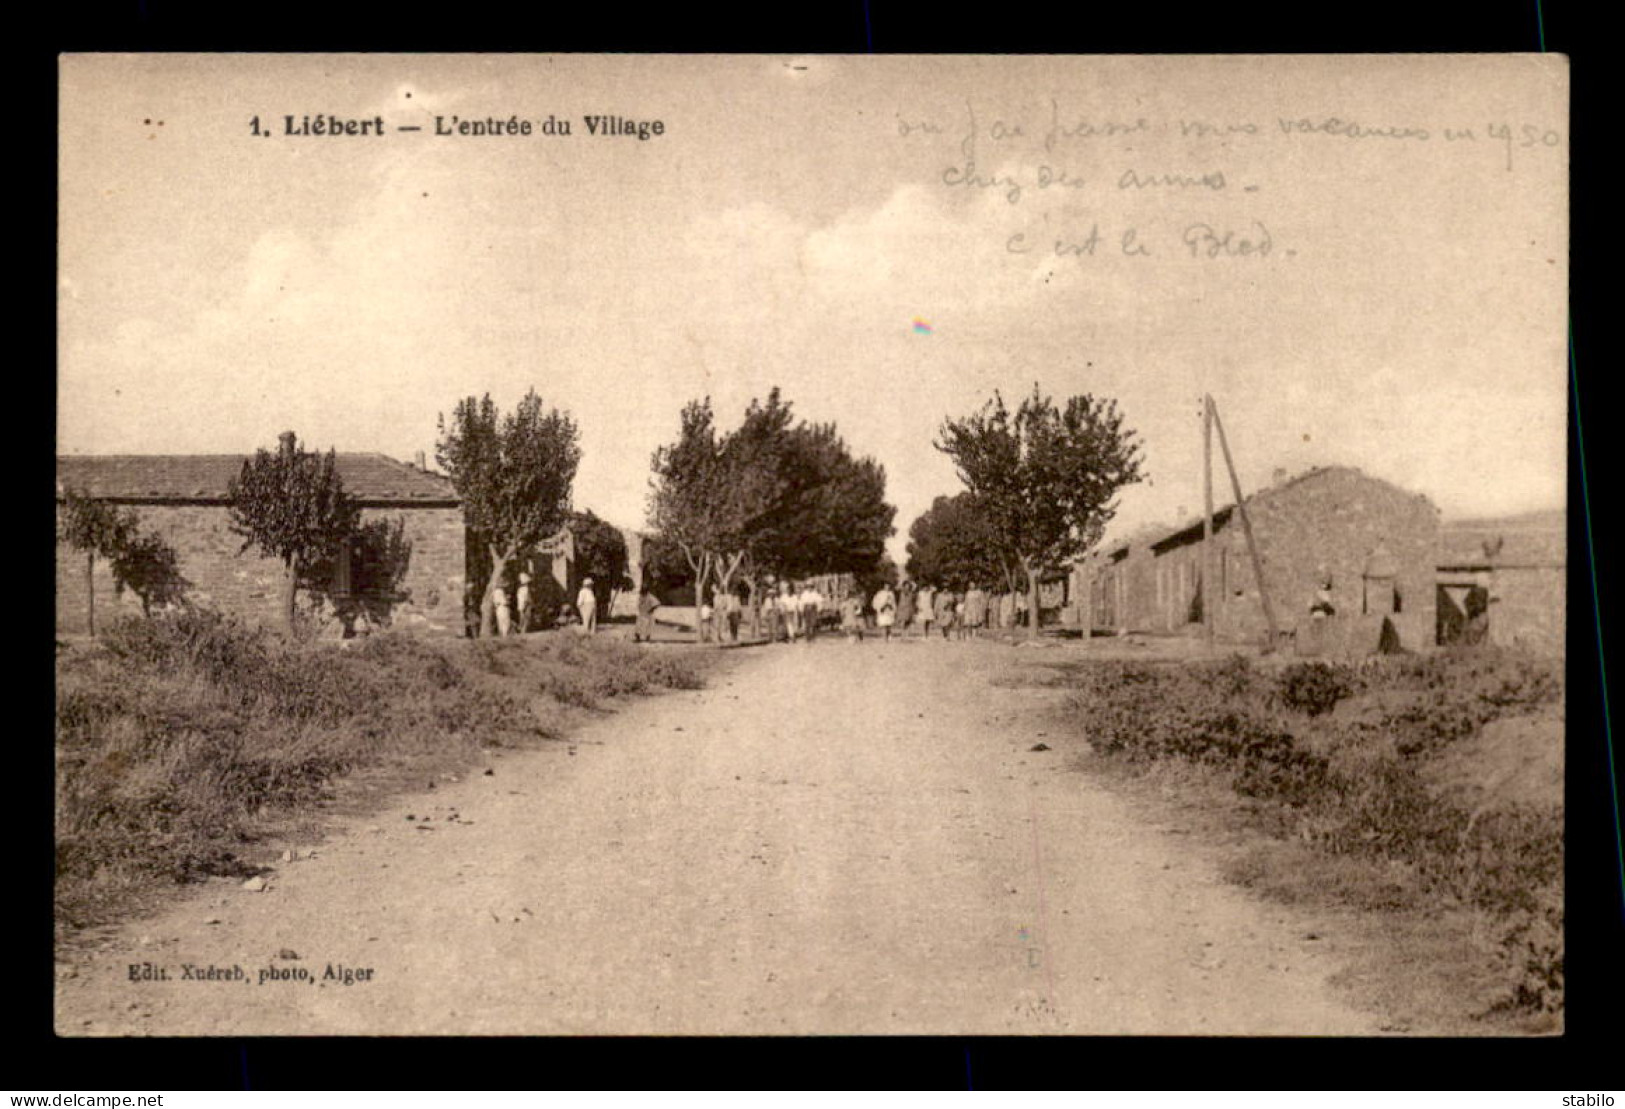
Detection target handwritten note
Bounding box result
[894,94,1564,266]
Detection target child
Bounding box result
[841,593,865,642]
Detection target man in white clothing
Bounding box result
[576,576,598,635]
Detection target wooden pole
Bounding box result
[1202,395,1215,650]
[1209,398,1280,650]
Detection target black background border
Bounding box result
[34,0,1613,1091]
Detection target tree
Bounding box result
[783,423,894,581]
[648,398,728,640]
[936,385,1144,637]
[59,488,192,631]
[109,531,191,616]
[302,516,415,636]
[905,491,1012,592]
[569,509,632,619]
[58,487,137,634]
[229,431,360,635]
[649,389,897,640]
[437,391,581,637]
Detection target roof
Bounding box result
[56,453,459,507]
[1439,510,1565,569]
[1098,466,1436,558]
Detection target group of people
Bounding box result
[873,581,1031,641]
[488,572,601,637]
[678,578,1035,647]
[483,571,1038,645]
[755,580,832,644]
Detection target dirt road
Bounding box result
[57,636,1381,1035]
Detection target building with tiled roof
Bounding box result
[55,452,459,506]
[56,448,468,636]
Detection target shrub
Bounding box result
[57,612,707,934]
[1059,648,1564,1017]
[1274,661,1357,717]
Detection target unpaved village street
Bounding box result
[57,637,1382,1036]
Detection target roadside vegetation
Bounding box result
[55,607,707,939]
[1030,646,1563,1029]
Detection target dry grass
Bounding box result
[55,608,709,940]
[1022,645,1564,1028]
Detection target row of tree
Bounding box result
[907,386,1146,636]
[69,385,890,641]
[647,388,896,634]
[64,383,1134,643]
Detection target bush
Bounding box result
[100,608,268,685]
[1275,661,1356,717]
[57,610,707,934]
[1060,648,1564,1016]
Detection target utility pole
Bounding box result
[1208,396,1280,651]
[1202,395,1215,651]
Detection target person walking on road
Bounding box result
[934,587,957,640]
[779,581,800,643]
[576,576,598,635]
[761,586,780,643]
[841,591,865,642]
[873,582,897,642]
[963,584,988,640]
[799,581,824,643]
[897,580,916,636]
[635,582,658,643]
[916,584,936,639]
[698,589,715,644]
[722,588,742,642]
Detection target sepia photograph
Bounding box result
[55,52,1569,1037]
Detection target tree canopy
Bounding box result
[58,487,189,632]
[649,388,896,634]
[437,391,581,636]
[905,491,1011,592]
[229,431,359,634]
[569,508,632,617]
[936,385,1144,634]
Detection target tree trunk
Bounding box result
[480,543,512,639]
[85,552,95,636]
[282,557,299,636]
[697,552,712,643]
[1025,558,1042,640]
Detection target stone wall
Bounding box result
[1208,469,1439,653]
[55,503,466,636]
[1488,565,1565,654]
[365,506,467,636]
[1075,469,1440,654]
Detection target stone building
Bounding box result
[1073,466,1440,654]
[56,452,467,636]
[1437,509,1565,654]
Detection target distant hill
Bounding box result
[1442,507,1565,533]
[1440,508,1565,567]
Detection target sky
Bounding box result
[59,55,1569,561]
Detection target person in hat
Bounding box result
[576,576,598,635]
[516,571,533,634]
